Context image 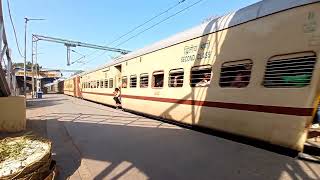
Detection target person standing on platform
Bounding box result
[113,88,122,110]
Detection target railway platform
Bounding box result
[15,94,320,179]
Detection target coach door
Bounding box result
[76,76,82,98]
[114,64,122,88]
[73,78,76,97]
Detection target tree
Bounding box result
[13,61,41,70]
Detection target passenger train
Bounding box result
[63,0,320,151]
[44,79,64,94]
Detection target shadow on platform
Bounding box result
[25,112,320,180]
[26,97,68,109]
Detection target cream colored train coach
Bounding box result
[65,0,320,151]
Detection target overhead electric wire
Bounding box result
[80,0,186,66]
[81,0,187,64]
[6,0,24,58]
[82,0,205,66]
[70,50,86,65]
[71,49,85,57]
[114,0,206,48]
[108,0,187,46]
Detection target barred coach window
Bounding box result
[122,76,128,88]
[263,52,317,88]
[130,75,137,88]
[100,80,104,88]
[109,78,113,88]
[169,69,184,87]
[104,79,108,88]
[220,60,253,88]
[140,73,149,88]
[153,71,164,88]
[190,65,212,87]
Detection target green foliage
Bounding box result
[13,61,42,70]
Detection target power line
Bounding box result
[71,49,85,57]
[82,0,187,63]
[114,0,206,48]
[6,0,24,58]
[70,50,86,65]
[82,0,205,66]
[108,0,187,46]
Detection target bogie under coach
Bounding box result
[64,0,320,151]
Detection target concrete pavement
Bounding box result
[26,94,320,180]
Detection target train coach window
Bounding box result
[100,80,104,88]
[122,76,128,88]
[109,78,114,88]
[130,75,137,88]
[190,65,212,87]
[220,60,253,88]
[264,52,317,88]
[152,71,164,88]
[169,69,184,87]
[140,73,149,88]
[104,79,108,88]
[97,81,99,88]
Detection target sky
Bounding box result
[3,0,260,77]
